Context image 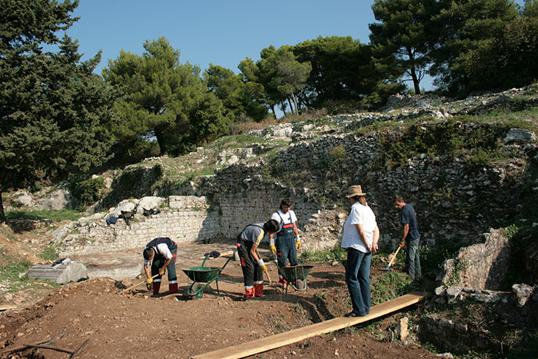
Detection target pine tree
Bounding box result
[0,0,115,221]
[369,0,440,95]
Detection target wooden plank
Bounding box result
[192,293,425,359]
[0,304,17,311]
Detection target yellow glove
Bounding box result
[257,259,266,270]
[146,277,153,290]
[159,267,166,277]
[270,244,277,255]
[296,239,301,250]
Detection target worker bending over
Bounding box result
[237,220,279,299]
[143,237,178,295]
[270,199,301,285]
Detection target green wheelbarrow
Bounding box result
[278,265,314,293]
[182,251,233,299]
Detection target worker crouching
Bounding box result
[143,237,178,295]
[236,220,279,299]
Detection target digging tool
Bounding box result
[382,246,402,271]
[121,273,159,293]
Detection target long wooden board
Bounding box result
[192,293,425,359]
[0,304,17,311]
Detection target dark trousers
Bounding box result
[276,235,298,268]
[345,248,371,316]
[151,244,178,284]
[237,240,263,288]
[405,238,422,280]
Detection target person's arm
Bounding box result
[372,225,380,253]
[144,262,152,279]
[400,223,409,248]
[250,230,265,264]
[354,224,372,252]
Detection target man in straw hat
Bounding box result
[341,185,379,317]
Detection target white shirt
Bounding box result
[271,209,297,225]
[341,202,377,253]
[144,243,173,266]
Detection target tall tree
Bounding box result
[204,64,267,121]
[369,0,439,95]
[431,0,518,95]
[104,37,230,156]
[523,0,538,16]
[259,46,311,115]
[294,36,381,108]
[462,13,538,91]
[0,0,115,222]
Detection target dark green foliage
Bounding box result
[99,165,163,208]
[239,46,311,118]
[294,36,390,109]
[5,209,82,221]
[370,0,439,94]
[205,64,267,121]
[104,37,230,157]
[377,121,507,168]
[461,16,538,92]
[431,0,519,95]
[69,177,105,208]
[0,0,115,221]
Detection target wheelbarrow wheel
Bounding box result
[184,283,205,299]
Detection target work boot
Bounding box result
[169,282,178,294]
[243,287,254,299]
[152,282,161,295]
[254,283,264,298]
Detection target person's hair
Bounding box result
[143,248,154,260]
[280,199,292,208]
[263,219,280,233]
[394,195,405,203]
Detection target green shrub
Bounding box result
[40,245,59,261]
[6,209,83,221]
[70,177,105,208]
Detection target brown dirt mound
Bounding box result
[0,262,435,358]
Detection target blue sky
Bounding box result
[70,0,376,74]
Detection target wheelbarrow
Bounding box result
[277,265,314,293]
[182,251,233,299]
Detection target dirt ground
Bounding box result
[0,249,438,359]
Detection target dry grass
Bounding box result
[229,108,329,134]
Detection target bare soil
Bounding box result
[0,251,437,359]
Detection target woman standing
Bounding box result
[341,185,379,317]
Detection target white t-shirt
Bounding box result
[144,243,173,266]
[271,209,297,225]
[341,202,377,253]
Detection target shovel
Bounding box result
[382,246,401,271]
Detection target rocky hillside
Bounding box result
[5,83,538,357]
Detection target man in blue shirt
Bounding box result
[394,195,421,281]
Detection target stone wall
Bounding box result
[439,228,511,290]
[55,196,220,256]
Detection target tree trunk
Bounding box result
[406,47,421,95]
[0,190,5,223]
[270,105,277,119]
[291,94,300,115]
[287,97,295,115]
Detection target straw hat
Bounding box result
[346,185,367,198]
